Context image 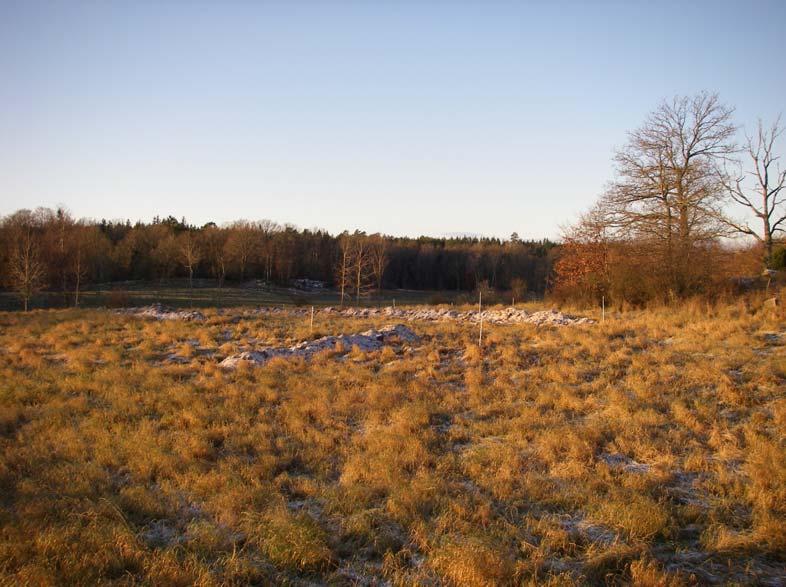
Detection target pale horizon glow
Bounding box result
[1,1,784,239]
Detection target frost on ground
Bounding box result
[220,324,419,368]
[116,303,206,321]
[599,452,652,475]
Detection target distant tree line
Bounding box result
[0,209,556,309]
[553,92,786,306]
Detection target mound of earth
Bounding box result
[220,324,418,368]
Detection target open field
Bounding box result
[0,302,784,585]
[0,280,470,312]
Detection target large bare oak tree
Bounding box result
[601,92,736,292]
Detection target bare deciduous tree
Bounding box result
[225,221,257,282]
[602,92,736,292]
[333,232,376,305]
[178,231,202,291]
[201,225,228,288]
[335,233,352,306]
[257,219,280,282]
[53,207,74,299]
[510,277,527,302]
[70,222,90,307]
[152,233,179,281]
[3,211,47,311]
[369,235,388,292]
[351,234,374,303]
[722,116,786,267]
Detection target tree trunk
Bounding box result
[763,184,773,267]
[74,266,80,307]
[763,221,773,268]
[663,197,675,293]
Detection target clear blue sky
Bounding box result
[1,1,784,239]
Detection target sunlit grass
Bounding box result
[0,303,783,584]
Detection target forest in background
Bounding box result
[2,92,784,311]
[0,209,556,310]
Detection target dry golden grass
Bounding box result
[0,302,784,585]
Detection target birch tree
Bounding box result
[70,222,89,307]
[335,233,352,306]
[351,234,373,303]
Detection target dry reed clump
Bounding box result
[244,508,334,573]
[589,491,671,542]
[0,303,784,584]
[429,534,517,586]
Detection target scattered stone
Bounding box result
[666,471,710,508]
[559,515,620,547]
[141,520,182,548]
[760,331,784,344]
[598,452,651,474]
[220,324,419,368]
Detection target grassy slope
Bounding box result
[0,303,784,585]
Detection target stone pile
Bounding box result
[220,324,418,368]
[332,306,593,326]
[230,305,592,326]
[116,303,206,321]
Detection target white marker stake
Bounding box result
[478,290,483,348]
[310,306,314,334]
